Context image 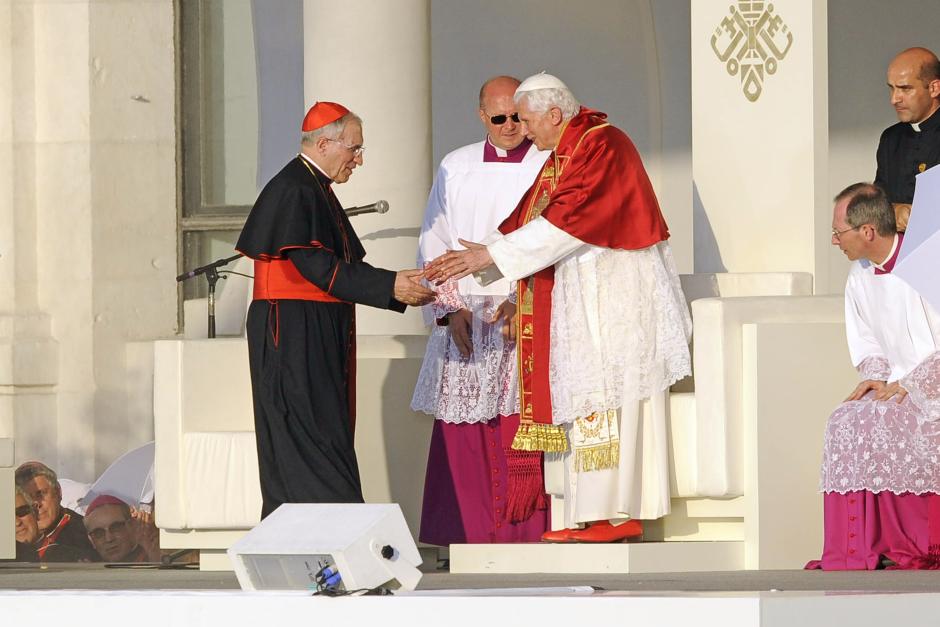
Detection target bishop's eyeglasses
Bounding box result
[831,224,862,240]
[325,139,365,157]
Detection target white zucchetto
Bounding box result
[516,71,569,94]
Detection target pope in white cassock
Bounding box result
[412,76,551,545]
[808,182,940,570]
[426,72,692,543]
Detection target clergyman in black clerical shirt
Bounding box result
[875,47,940,231]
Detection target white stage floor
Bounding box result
[1,587,940,627]
[2,565,940,626]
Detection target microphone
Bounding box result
[345,200,390,217]
[176,253,243,282]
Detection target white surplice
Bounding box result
[481,216,692,523]
[411,139,548,424]
[844,258,940,384]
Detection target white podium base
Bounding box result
[450,541,743,574]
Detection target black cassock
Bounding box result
[236,155,405,518]
[875,108,940,205]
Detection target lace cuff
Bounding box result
[901,351,940,423]
[431,276,465,320]
[857,355,890,381]
[507,287,518,305]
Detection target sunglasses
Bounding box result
[489,113,520,125]
[88,520,130,541]
[15,505,33,518]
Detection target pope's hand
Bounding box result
[424,239,494,285]
[394,270,435,307]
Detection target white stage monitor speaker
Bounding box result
[227,503,423,592]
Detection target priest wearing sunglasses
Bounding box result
[413,76,550,546]
[426,73,692,543]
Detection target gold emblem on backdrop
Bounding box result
[711,1,794,103]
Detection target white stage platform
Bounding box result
[450,541,742,573]
[3,588,940,627]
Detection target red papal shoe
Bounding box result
[568,519,643,543]
[540,527,578,543]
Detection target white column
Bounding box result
[692,0,829,289]
[32,0,96,480]
[0,1,62,471]
[0,3,14,310]
[303,0,431,335]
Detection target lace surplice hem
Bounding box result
[820,395,940,494]
[411,294,519,424]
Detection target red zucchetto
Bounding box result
[85,494,130,515]
[301,101,350,132]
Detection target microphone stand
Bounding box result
[176,253,243,338]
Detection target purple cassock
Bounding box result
[414,136,550,546]
[419,414,549,545]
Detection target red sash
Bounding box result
[252,258,344,302]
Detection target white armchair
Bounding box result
[658,273,858,569]
[153,338,260,569]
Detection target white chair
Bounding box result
[659,273,857,569]
[153,338,259,570]
[537,273,855,570]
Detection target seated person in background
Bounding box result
[808,182,940,570]
[13,486,40,562]
[15,461,95,561]
[84,495,160,563]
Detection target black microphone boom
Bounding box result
[345,199,390,217]
[176,253,243,283]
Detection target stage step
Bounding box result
[450,541,743,574]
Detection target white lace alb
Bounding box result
[548,241,692,424]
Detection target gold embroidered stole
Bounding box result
[511,157,568,453]
[510,120,621,469]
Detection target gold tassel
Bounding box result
[573,441,621,472]
[511,422,569,453]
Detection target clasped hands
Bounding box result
[399,240,511,346]
[393,237,493,307]
[845,379,909,403]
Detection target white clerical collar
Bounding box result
[300,152,331,180]
[912,121,922,132]
[486,136,509,158]
[871,233,900,271]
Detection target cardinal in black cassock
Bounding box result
[236,102,429,518]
